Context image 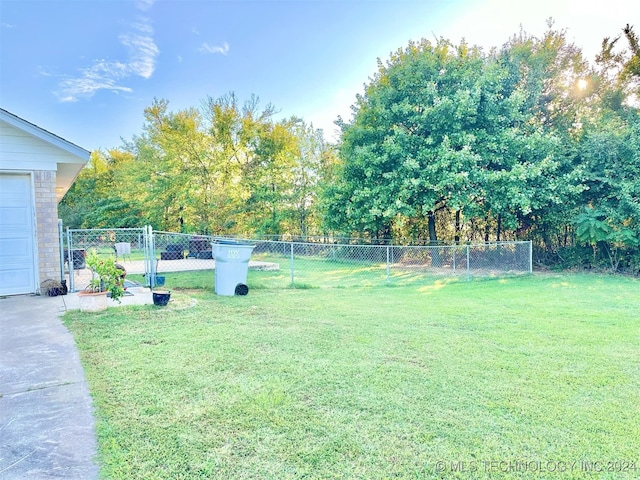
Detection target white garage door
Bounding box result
[0,174,37,295]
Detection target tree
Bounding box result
[242,116,338,237]
[327,39,486,242]
[241,118,297,235]
[59,150,143,228]
[326,31,585,245]
[488,25,593,249]
[129,95,278,233]
[287,120,338,237]
[570,24,640,271]
[119,95,336,237]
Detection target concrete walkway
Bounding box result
[0,289,154,479]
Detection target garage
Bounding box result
[0,174,37,295]
[0,108,90,296]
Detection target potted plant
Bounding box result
[78,249,126,312]
[152,289,171,306]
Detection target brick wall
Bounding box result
[33,170,61,290]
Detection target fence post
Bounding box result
[466,244,470,282]
[386,246,390,283]
[142,226,147,285]
[66,227,74,292]
[58,220,65,284]
[143,225,153,286]
[453,246,456,272]
[529,240,533,274]
[148,226,156,287]
[290,242,295,287]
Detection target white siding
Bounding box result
[0,122,74,171]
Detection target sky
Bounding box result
[1,0,638,152]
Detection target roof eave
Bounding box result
[0,108,91,161]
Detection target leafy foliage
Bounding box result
[575,207,611,244]
[84,249,125,302]
[329,30,590,245]
[61,95,336,236]
[59,24,640,273]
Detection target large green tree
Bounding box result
[326,31,587,244]
[492,26,595,249]
[572,25,640,270]
[59,150,144,228]
[326,39,486,242]
[63,94,333,236]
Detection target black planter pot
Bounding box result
[152,290,171,306]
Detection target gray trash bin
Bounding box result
[212,241,256,296]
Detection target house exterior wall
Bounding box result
[1,115,88,295]
[1,123,61,293]
[0,115,90,201]
[0,123,65,170]
[34,170,61,288]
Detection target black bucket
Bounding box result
[234,283,249,296]
[153,290,171,306]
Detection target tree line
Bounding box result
[60,23,640,273]
[60,93,338,237]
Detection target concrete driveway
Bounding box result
[0,290,153,479]
[0,293,99,479]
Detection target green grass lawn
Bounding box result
[130,253,509,291]
[64,274,640,479]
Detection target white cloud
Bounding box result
[55,16,158,101]
[120,19,159,79]
[57,60,133,102]
[199,41,229,55]
[1,22,17,29]
[135,0,155,12]
[37,66,54,77]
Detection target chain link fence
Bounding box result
[250,240,532,289]
[64,227,532,292]
[64,227,151,292]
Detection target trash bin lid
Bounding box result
[212,239,255,247]
[213,238,242,245]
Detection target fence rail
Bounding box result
[64,226,532,292]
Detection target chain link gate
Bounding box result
[64,227,154,292]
